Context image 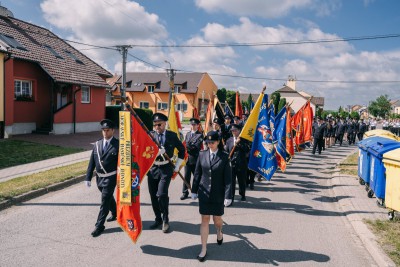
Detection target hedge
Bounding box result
[106,106,154,131]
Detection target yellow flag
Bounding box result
[239,93,264,142]
[168,96,179,134]
[118,111,131,205]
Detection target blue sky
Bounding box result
[2,0,400,110]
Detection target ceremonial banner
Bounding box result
[204,96,214,133]
[286,107,295,162]
[240,93,264,142]
[214,96,225,122]
[274,107,287,172]
[292,106,305,151]
[117,111,159,243]
[303,101,314,146]
[235,91,243,117]
[192,107,204,133]
[248,94,277,180]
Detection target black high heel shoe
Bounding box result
[197,252,207,262]
[217,231,223,245]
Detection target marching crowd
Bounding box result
[84,112,382,261]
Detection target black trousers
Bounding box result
[95,182,116,228]
[312,137,324,154]
[357,132,364,141]
[232,166,247,198]
[347,132,354,144]
[148,164,173,223]
[337,133,344,145]
[247,169,256,185]
[182,163,196,195]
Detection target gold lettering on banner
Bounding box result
[119,111,132,205]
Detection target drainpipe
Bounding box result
[73,86,81,133]
[1,53,11,139]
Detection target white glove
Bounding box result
[174,158,184,172]
[157,147,166,156]
[224,199,232,207]
[191,193,198,200]
[84,181,91,188]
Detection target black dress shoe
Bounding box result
[91,226,105,237]
[250,183,254,190]
[217,232,223,245]
[180,194,188,200]
[106,215,117,222]
[149,220,162,229]
[241,196,246,201]
[197,252,207,262]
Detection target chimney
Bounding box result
[287,75,296,90]
[0,5,14,17]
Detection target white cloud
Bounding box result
[195,0,313,18]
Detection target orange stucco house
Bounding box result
[107,72,218,120]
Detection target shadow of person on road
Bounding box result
[141,239,330,264]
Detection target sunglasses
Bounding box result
[153,123,163,127]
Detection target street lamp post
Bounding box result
[164,60,176,115]
[201,89,205,119]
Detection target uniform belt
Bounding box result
[154,160,169,166]
[97,171,117,177]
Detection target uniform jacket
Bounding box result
[86,137,119,187]
[336,122,347,135]
[346,121,355,134]
[312,122,326,139]
[151,130,185,160]
[185,130,204,165]
[224,137,250,170]
[192,150,232,203]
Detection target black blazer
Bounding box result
[185,130,204,165]
[86,137,119,187]
[312,122,326,139]
[152,130,186,160]
[224,137,250,170]
[192,150,232,203]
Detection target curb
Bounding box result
[0,175,86,211]
[330,167,396,267]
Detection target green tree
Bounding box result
[216,88,227,103]
[247,94,254,111]
[278,98,286,113]
[368,95,391,118]
[349,111,360,120]
[226,90,236,113]
[271,92,281,114]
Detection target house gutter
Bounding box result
[1,51,11,139]
[73,86,81,133]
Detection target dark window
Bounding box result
[64,50,84,64]
[0,34,27,51]
[44,45,63,59]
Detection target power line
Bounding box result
[127,33,400,48]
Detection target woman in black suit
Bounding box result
[191,131,232,262]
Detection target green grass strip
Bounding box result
[0,161,88,202]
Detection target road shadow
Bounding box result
[16,202,99,206]
[141,239,330,264]
[313,195,353,203]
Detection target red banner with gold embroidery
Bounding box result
[117,112,159,243]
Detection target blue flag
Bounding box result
[250,100,255,111]
[274,107,287,171]
[248,94,277,180]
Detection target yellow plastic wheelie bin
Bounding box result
[364,129,400,141]
[383,148,400,220]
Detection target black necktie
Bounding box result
[158,133,163,145]
[211,153,215,161]
[103,141,108,152]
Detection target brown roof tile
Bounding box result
[0,16,112,87]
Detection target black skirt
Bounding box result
[199,201,224,216]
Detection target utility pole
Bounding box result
[117,45,132,111]
[164,60,176,115]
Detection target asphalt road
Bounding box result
[0,145,379,267]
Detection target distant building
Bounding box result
[107,72,218,120]
[390,100,400,115]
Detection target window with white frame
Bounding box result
[157,102,168,110]
[140,101,149,109]
[174,85,182,93]
[176,101,188,112]
[81,86,90,103]
[147,85,155,93]
[14,80,33,100]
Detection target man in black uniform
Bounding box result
[347,118,356,145]
[336,118,347,146]
[358,119,367,141]
[312,117,326,155]
[223,115,233,142]
[224,124,251,203]
[181,118,204,200]
[148,113,185,233]
[85,119,119,237]
[212,118,225,143]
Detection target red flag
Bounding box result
[235,91,243,117]
[303,101,314,145]
[117,113,159,243]
[291,107,305,152]
[286,107,295,161]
